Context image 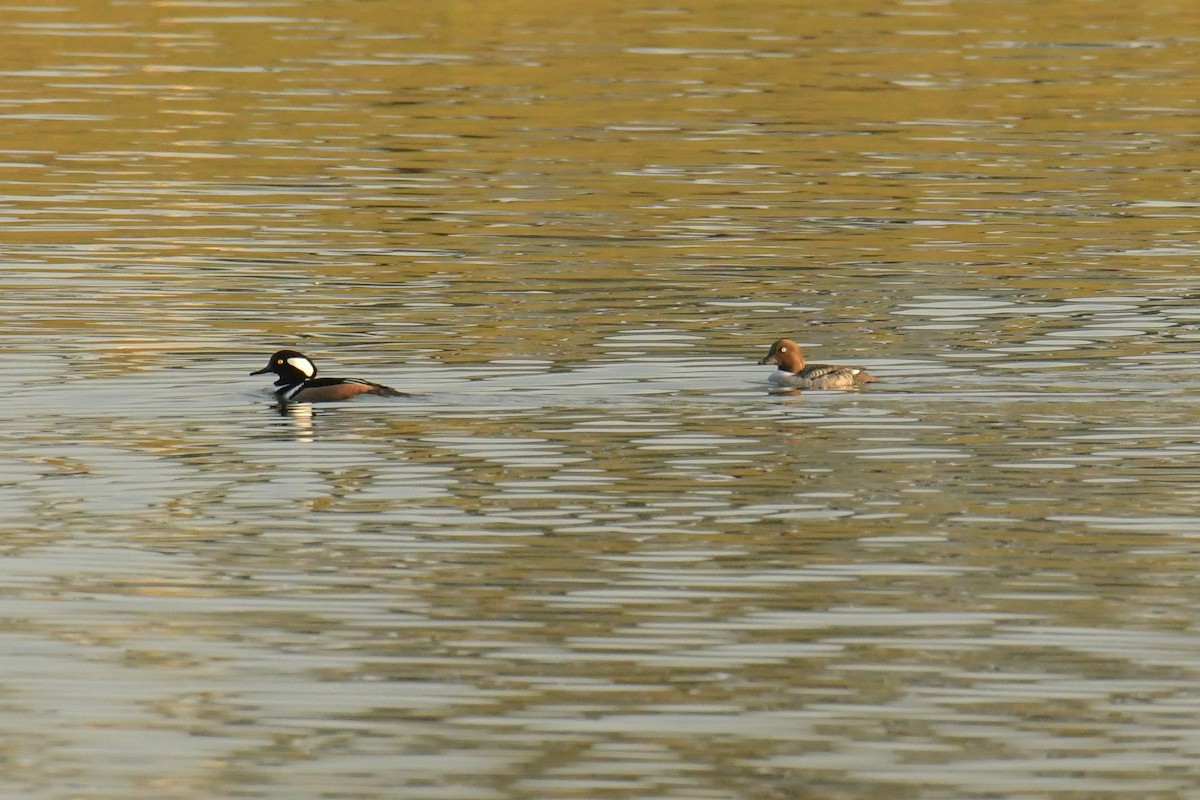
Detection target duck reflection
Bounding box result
[275,400,315,442]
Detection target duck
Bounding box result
[251,349,408,402]
[758,338,876,390]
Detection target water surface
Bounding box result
[2,0,1200,797]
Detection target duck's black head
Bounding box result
[251,350,317,387]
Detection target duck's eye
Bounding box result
[276,359,284,364]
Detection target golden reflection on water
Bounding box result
[2,0,1200,796]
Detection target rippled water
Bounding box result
[4,0,1200,797]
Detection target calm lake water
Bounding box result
[3,0,1200,797]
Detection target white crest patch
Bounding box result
[286,356,316,378]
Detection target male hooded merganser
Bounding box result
[758,338,876,390]
[251,349,408,402]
